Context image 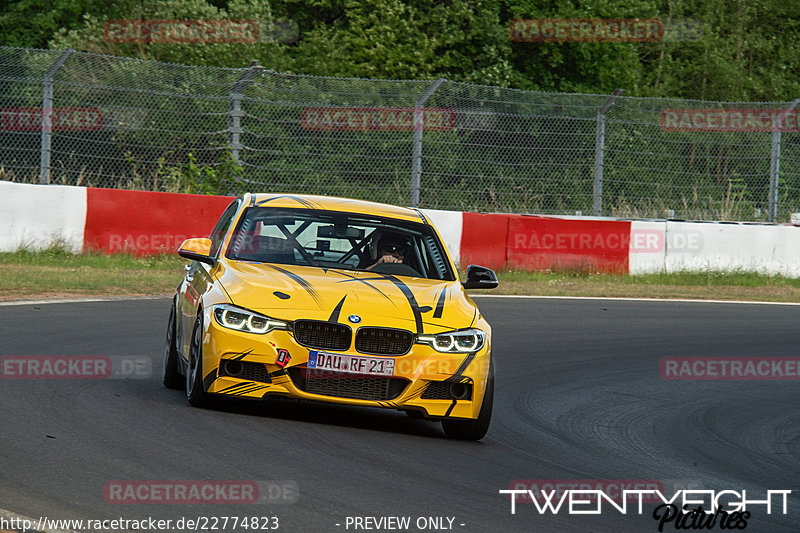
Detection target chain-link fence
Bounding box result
[2,46,800,222]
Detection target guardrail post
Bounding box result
[410,78,446,207]
[593,88,624,216]
[228,60,264,165]
[39,49,74,184]
[768,98,800,222]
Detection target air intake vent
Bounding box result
[355,327,413,355]
[289,368,408,401]
[293,320,351,351]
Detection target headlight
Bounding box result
[212,304,288,334]
[416,328,486,353]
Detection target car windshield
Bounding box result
[225,207,455,281]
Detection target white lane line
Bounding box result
[0,295,170,307]
[1,293,797,307]
[471,294,800,306]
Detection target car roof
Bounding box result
[246,193,429,224]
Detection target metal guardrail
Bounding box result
[1,46,799,221]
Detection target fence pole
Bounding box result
[228,60,264,165]
[39,49,74,184]
[593,88,625,216]
[410,78,446,207]
[768,98,800,222]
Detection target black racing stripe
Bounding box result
[433,287,447,319]
[202,369,218,391]
[411,208,428,224]
[235,384,268,396]
[230,349,254,361]
[217,381,255,394]
[383,274,424,335]
[268,368,287,378]
[335,272,396,304]
[328,295,347,323]
[349,271,423,332]
[407,384,427,400]
[265,264,322,307]
[346,275,393,282]
[450,353,476,379]
[255,195,320,209]
[444,400,458,417]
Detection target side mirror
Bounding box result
[462,264,499,290]
[178,238,215,266]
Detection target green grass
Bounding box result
[2,247,800,302]
[0,247,186,299]
[496,268,800,288]
[0,247,182,270]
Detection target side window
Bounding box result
[209,199,241,257]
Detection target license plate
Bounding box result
[308,351,395,377]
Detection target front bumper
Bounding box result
[200,311,492,420]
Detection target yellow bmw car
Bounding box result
[163,193,498,439]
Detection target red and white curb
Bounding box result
[3,181,800,277]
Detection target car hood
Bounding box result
[216,260,476,334]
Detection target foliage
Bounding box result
[2,0,800,100]
[158,150,243,195]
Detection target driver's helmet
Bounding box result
[370,231,411,260]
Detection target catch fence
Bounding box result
[2,46,799,221]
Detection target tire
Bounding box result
[441,361,494,441]
[186,313,209,407]
[163,298,183,390]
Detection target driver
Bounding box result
[367,233,408,270]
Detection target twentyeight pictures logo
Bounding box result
[499,486,791,517]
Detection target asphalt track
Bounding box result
[0,296,798,533]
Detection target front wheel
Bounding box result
[186,313,209,407]
[441,362,494,440]
[163,298,182,390]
